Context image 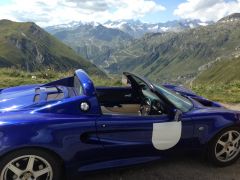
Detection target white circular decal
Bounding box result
[152,121,182,150]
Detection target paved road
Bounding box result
[82,104,240,180]
[83,154,240,180]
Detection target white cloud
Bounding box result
[0,0,166,26]
[174,0,240,22]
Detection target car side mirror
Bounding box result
[174,109,182,121]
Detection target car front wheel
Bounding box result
[208,127,240,166]
[0,148,64,180]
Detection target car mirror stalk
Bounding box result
[174,109,182,121]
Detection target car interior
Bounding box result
[96,75,166,116]
[96,86,141,115]
[37,74,166,116]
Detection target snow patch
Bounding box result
[160,27,169,32]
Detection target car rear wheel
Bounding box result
[0,148,64,180]
[208,127,240,166]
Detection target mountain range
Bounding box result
[46,19,213,38]
[45,14,240,84]
[45,19,212,70]
[1,13,240,84]
[46,23,133,67]
[106,17,240,83]
[0,20,105,76]
[103,19,212,38]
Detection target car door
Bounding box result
[96,114,185,161]
[96,72,194,161]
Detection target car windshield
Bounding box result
[154,84,193,112]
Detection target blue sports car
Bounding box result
[0,69,240,180]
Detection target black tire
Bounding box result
[0,148,65,180]
[207,126,240,166]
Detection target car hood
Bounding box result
[0,84,41,112]
[190,106,240,118]
[163,84,197,96]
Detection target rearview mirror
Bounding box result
[174,109,182,121]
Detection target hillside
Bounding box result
[105,19,240,83]
[192,51,240,103]
[194,56,240,84]
[0,20,105,76]
[218,13,240,22]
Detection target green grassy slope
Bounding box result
[192,57,240,103]
[0,68,121,88]
[0,20,105,76]
[194,57,240,83]
[192,81,240,103]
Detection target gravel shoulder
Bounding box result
[222,103,240,111]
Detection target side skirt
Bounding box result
[77,156,162,172]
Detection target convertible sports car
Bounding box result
[0,69,240,180]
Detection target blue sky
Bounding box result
[0,0,239,26]
[0,0,185,23]
[142,0,185,23]
[0,0,12,5]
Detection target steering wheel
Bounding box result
[152,99,164,114]
[140,98,164,116]
[140,97,152,116]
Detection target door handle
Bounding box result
[124,94,132,98]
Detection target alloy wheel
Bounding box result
[215,130,240,162]
[0,155,53,180]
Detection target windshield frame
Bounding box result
[123,72,193,113]
[154,84,193,112]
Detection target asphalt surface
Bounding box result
[82,104,240,180]
[82,154,240,180]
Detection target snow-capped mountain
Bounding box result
[46,19,213,38]
[103,19,213,38]
[45,21,101,34]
